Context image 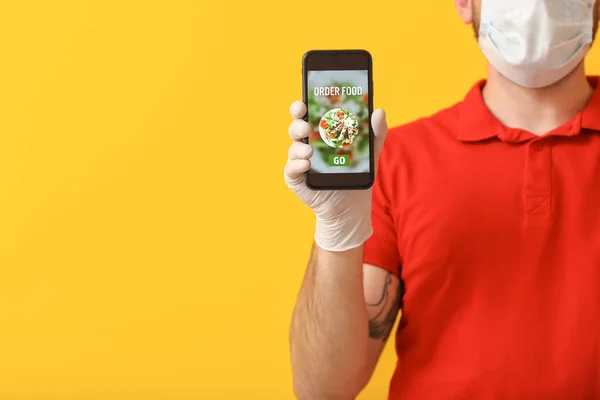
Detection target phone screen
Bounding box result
[306,70,370,174]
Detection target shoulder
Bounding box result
[377,101,464,173]
[386,102,462,148]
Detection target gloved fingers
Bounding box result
[288,142,314,160]
[284,159,311,181]
[289,118,312,142]
[290,101,307,120]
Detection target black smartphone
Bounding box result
[302,50,374,190]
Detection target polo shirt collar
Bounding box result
[458,76,600,143]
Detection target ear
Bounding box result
[454,0,473,24]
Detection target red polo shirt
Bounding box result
[364,77,600,399]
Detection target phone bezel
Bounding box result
[302,50,374,190]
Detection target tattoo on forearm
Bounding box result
[366,273,392,320]
[367,273,402,341]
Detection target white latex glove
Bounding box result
[284,101,388,252]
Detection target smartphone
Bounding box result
[302,50,374,190]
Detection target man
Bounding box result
[285,0,600,399]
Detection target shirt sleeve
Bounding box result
[363,137,402,276]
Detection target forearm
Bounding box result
[290,242,370,400]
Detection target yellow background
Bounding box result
[0,1,598,399]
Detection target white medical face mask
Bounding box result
[479,0,595,88]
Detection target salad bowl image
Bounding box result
[318,108,359,148]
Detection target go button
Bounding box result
[532,142,543,151]
[329,154,350,166]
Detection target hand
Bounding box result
[284,101,388,252]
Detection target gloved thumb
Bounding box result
[372,108,388,174]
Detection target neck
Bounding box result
[482,64,594,136]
